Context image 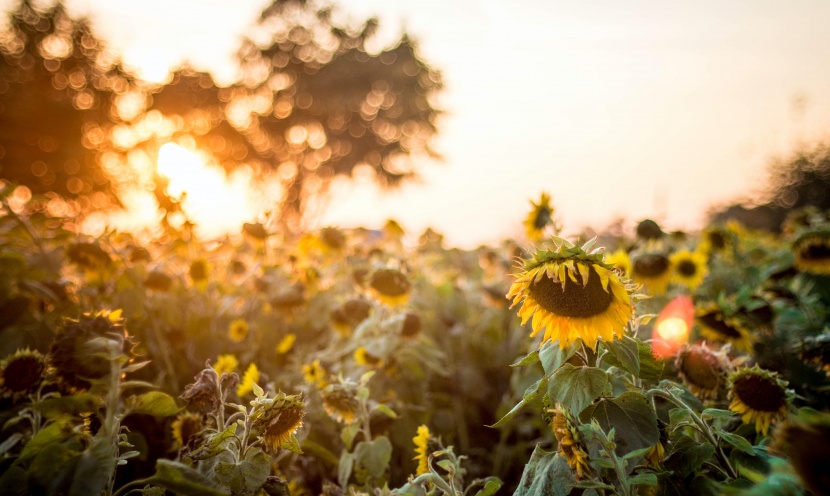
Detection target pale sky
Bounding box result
[16,0,830,247]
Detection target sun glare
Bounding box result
[156,143,267,236]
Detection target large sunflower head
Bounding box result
[792,227,830,275]
[630,252,672,295]
[506,237,635,350]
[320,382,359,425]
[674,343,729,400]
[771,408,830,496]
[251,392,306,454]
[728,366,790,436]
[695,302,754,353]
[49,310,129,392]
[550,403,591,480]
[0,349,46,400]
[523,192,555,241]
[670,249,709,290]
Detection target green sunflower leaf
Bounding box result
[548,364,608,415]
[488,376,548,428]
[149,459,229,496]
[473,477,503,496]
[663,435,715,479]
[513,444,574,496]
[510,350,540,368]
[125,391,181,417]
[716,428,755,456]
[354,436,392,478]
[581,392,659,455]
[539,339,581,375]
[602,336,640,375]
[68,436,116,496]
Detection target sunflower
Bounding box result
[330,298,373,336]
[302,359,328,389]
[0,349,45,400]
[674,343,729,399]
[696,302,754,352]
[792,228,830,275]
[507,238,635,350]
[700,225,732,258]
[670,249,708,290]
[369,268,411,307]
[604,248,632,277]
[630,252,672,295]
[251,392,306,454]
[771,409,830,496]
[180,367,221,414]
[212,354,238,377]
[643,440,665,468]
[412,425,431,475]
[228,319,249,342]
[636,219,664,241]
[401,312,422,338]
[189,258,209,286]
[523,192,555,241]
[354,347,383,368]
[551,403,590,479]
[319,227,346,253]
[276,334,296,354]
[171,412,203,449]
[800,334,830,376]
[237,363,260,397]
[320,383,359,424]
[728,366,790,436]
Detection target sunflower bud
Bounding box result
[180,368,220,414]
[675,343,729,399]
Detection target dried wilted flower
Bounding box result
[675,343,729,399]
[180,367,220,414]
[321,382,359,424]
[0,349,45,400]
[251,392,306,454]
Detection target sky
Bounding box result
[16,0,830,247]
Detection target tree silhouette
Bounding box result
[0,0,130,210]
[125,0,443,230]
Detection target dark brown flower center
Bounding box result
[708,231,726,250]
[266,406,305,440]
[402,313,422,337]
[732,374,785,412]
[370,269,410,297]
[798,239,830,261]
[637,219,663,240]
[679,348,721,391]
[677,259,698,277]
[534,207,552,230]
[3,355,44,393]
[633,254,670,278]
[698,312,742,339]
[528,264,613,319]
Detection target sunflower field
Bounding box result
[1,187,830,496]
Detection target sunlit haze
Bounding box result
[25,0,830,246]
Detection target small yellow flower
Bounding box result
[302,359,328,389]
[412,425,431,475]
[229,319,249,343]
[354,347,383,368]
[237,363,260,397]
[523,192,555,241]
[212,354,239,377]
[276,334,296,354]
[670,249,708,290]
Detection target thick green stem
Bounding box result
[648,389,737,480]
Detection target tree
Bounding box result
[133,0,442,230]
[0,0,130,210]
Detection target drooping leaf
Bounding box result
[189,423,237,461]
[716,429,756,456]
[149,459,229,496]
[581,392,659,455]
[663,435,716,479]
[548,364,608,415]
[213,448,270,496]
[125,391,181,417]
[489,376,547,428]
[513,444,574,496]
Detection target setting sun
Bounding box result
[156,143,267,236]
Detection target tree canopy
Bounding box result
[0,0,443,228]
